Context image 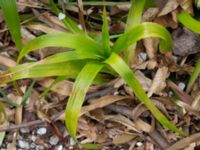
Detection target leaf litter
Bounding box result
[0,0,200,150]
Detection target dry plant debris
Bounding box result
[0,0,200,150]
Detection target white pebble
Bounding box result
[55,145,63,150]
[136,142,143,147]
[58,13,66,20]
[37,127,47,135]
[178,82,185,91]
[18,140,30,149]
[49,135,59,145]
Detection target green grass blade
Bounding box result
[0,88,19,107]
[20,80,36,105]
[0,61,85,84]
[102,8,110,56]
[65,62,103,140]
[17,33,102,62]
[105,53,187,136]
[112,22,172,54]
[187,59,200,92]
[49,0,83,34]
[126,0,146,31]
[178,11,200,34]
[124,0,146,64]
[0,0,22,51]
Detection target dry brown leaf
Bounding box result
[143,38,159,59]
[0,55,16,67]
[80,95,130,116]
[148,67,169,97]
[58,95,129,121]
[167,80,193,105]
[142,8,159,22]
[178,0,193,14]
[192,92,200,111]
[135,71,152,92]
[158,0,179,16]
[155,14,178,29]
[105,115,141,133]
[135,118,154,133]
[39,78,114,96]
[112,133,137,145]
[27,23,64,34]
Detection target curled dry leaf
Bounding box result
[158,0,179,16]
[148,67,169,97]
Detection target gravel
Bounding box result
[37,128,47,135]
[55,145,64,150]
[49,135,59,145]
[18,140,30,149]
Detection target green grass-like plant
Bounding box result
[0,0,187,141]
[178,11,200,92]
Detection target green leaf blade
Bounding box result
[17,33,103,62]
[0,0,22,51]
[187,59,200,92]
[65,62,103,140]
[178,11,200,34]
[102,8,110,56]
[105,53,187,136]
[112,22,173,54]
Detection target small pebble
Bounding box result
[49,135,59,145]
[37,127,47,135]
[178,82,186,91]
[55,145,63,150]
[58,13,66,20]
[136,142,143,147]
[18,140,30,149]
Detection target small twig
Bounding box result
[0,111,64,132]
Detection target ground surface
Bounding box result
[0,0,200,150]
